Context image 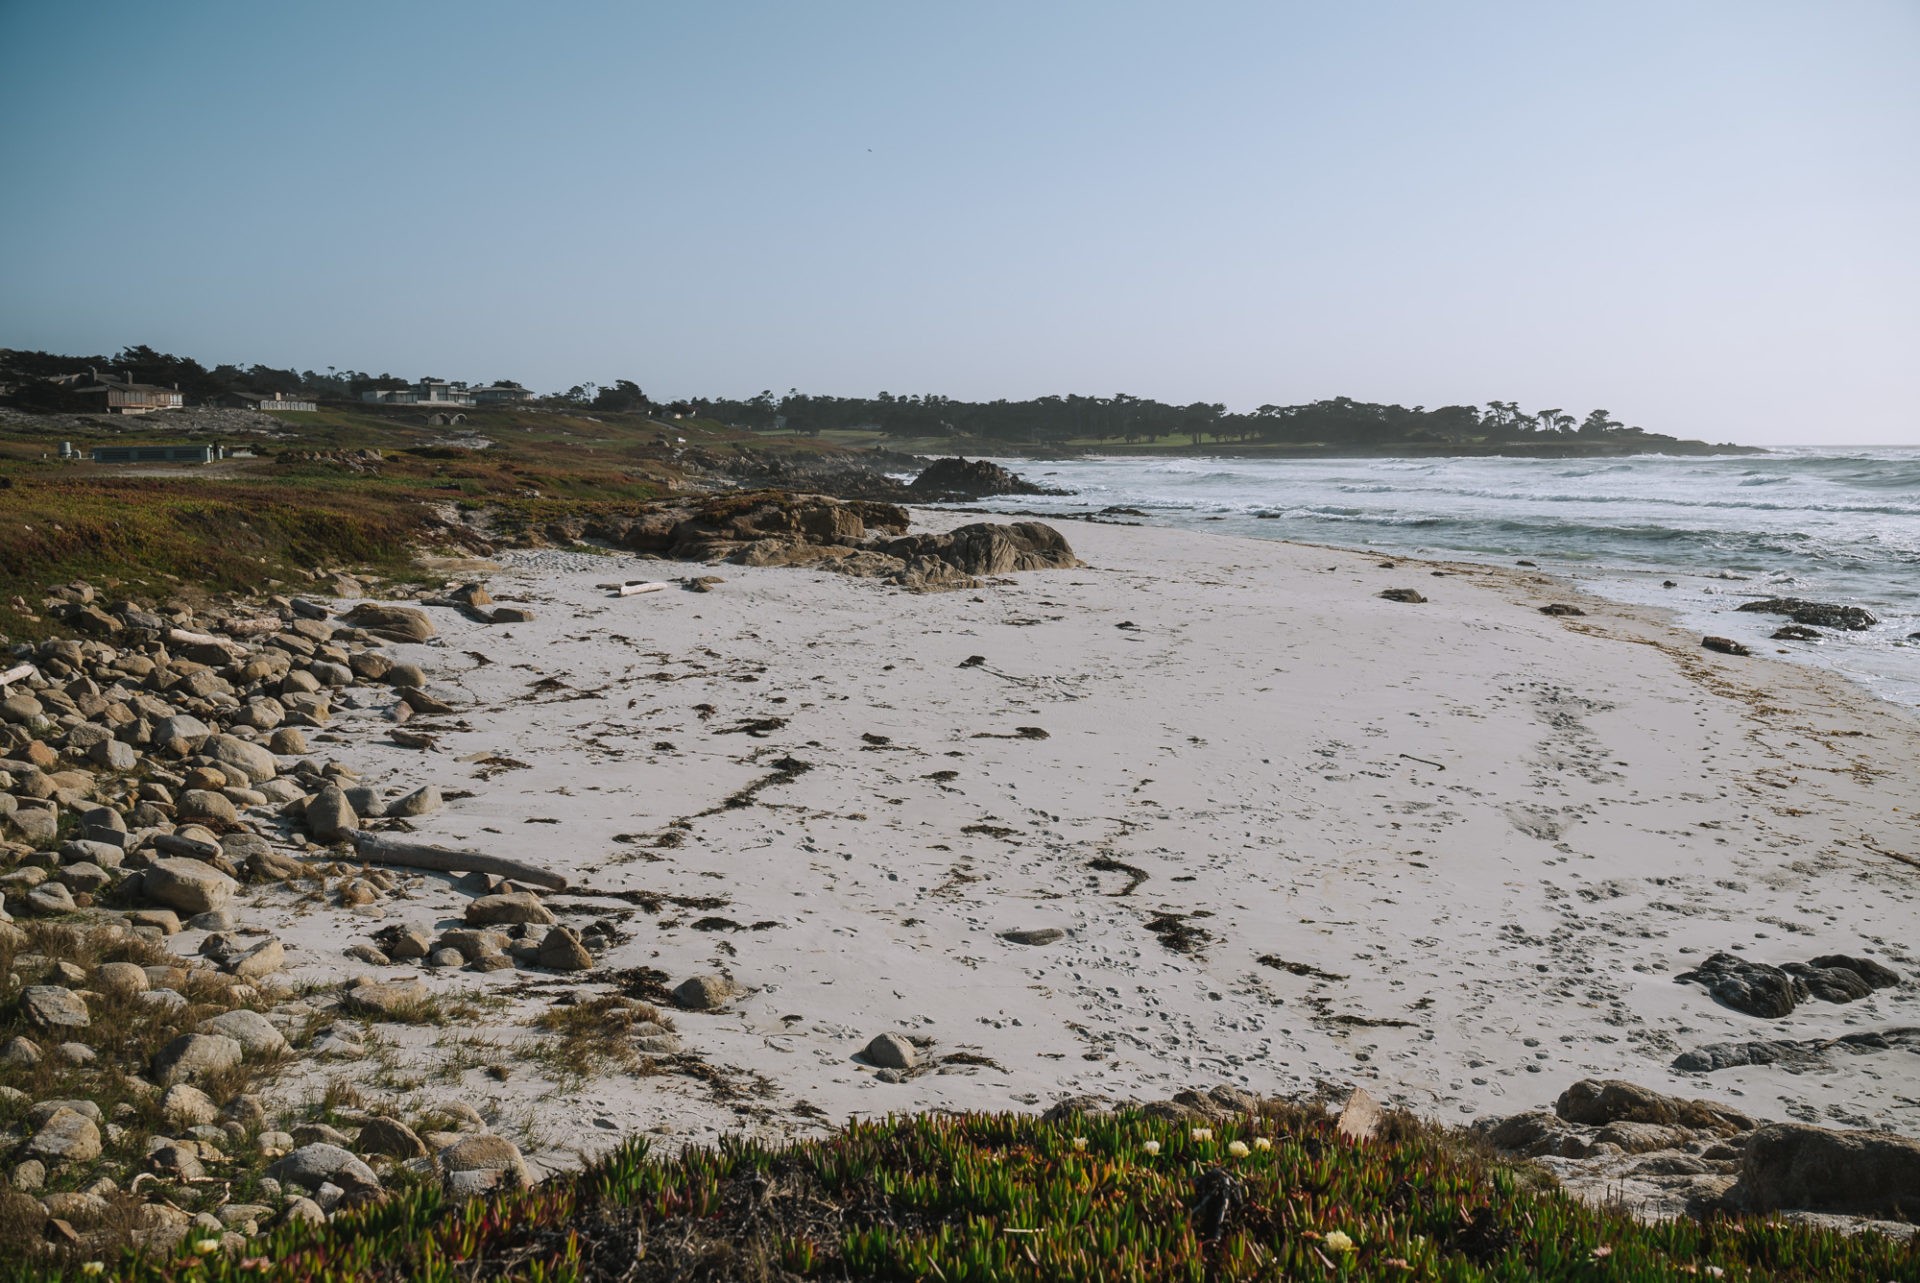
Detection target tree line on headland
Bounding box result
[0,345,1740,453]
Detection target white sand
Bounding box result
[250,515,1920,1167]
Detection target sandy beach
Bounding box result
[256,514,1920,1172]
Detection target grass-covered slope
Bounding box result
[47,1106,1918,1282]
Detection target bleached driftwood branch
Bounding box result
[350,830,569,891]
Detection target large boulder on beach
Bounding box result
[877,522,1080,579]
[142,858,239,916]
[465,893,554,926]
[1554,1079,1755,1135]
[908,458,1057,501]
[1675,952,1807,1018]
[860,1033,918,1070]
[270,1143,380,1193]
[304,785,358,843]
[1732,1123,1920,1217]
[151,1032,243,1086]
[672,974,739,1011]
[205,733,278,783]
[338,603,436,643]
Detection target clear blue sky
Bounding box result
[2,1,1915,444]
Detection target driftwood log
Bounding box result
[615,581,668,598]
[0,663,35,690]
[167,627,241,654]
[351,831,568,891]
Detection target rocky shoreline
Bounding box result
[1,500,1916,1267]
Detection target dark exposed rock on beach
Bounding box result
[1673,1027,1920,1074]
[1735,597,1878,631]
[1674,950,1900,1018]
[907,456,1061,501]
[567,492,1079,592]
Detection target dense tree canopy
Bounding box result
[1,346,1690,451]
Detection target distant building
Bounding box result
[471,383,536,405]
[362,378,475,407]
[58,370,184,415]
[221,391,317,413]
[91,444,222,464]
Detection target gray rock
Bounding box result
[143,858,239,916]
[1734,1123,1920,1217]
[268,1142,380,1192]
[1,693,45,723]
[4,807,58,846]
[55,862,113,894]
[374,923,432,961]
[88,739,137,772]
[268,727,309,756]
[338,603,436,643]
[25,884,77,916]
[149,1142,205,1181]
[342,976,429,1019]
[389,784,442,818]
[160,1084,220,1129]
[304,785,358,843]
[152,714,214,749]
[860,1033,918,1070]
[177,787,239,825]
[21,985,90,1031]
[535,926,593,972]
[344,786,388,819]
[356,1116,429,1160]
[151,1032,244,1086]
[224,939,285,982]
[1555,1079,1754,1135]
[92,962,149,996]
[25,1099,102,1126]
[672,974,739,1011]
[202,1009,290,1057]
[465,892,555,926]
[437,1134,530,1189]
[999,927,1066,946]
[204,733,279,783]
[0,1036,40,1067]
[27,1109,101,1166]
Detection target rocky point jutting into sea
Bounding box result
[1,469,1918,1266]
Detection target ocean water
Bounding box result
[964,449,1920,713]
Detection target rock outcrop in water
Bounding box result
[1735,598,1878,631]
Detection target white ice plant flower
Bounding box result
[1141,1140,1161,1156]
[1191,1127,1213,1142]
[1253,1137,1272,1151]
[1072,1136,1088,1151]
[1325,1230,1355,1254]
[1227,1140,1251,1158]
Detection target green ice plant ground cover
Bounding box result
[35,1104,1918,1282]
